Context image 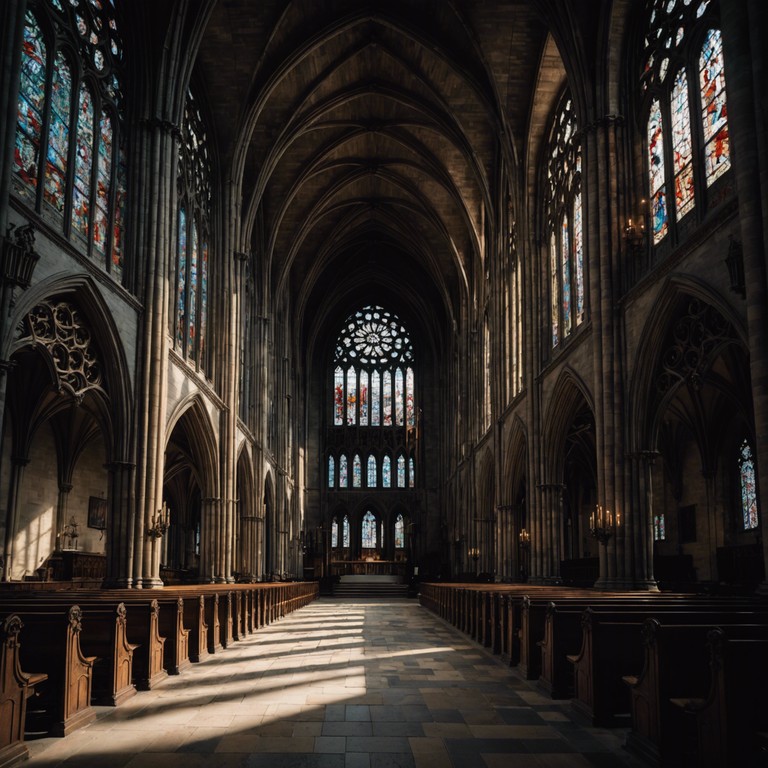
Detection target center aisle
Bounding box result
[26,598,644,768]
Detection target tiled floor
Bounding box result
[25,598,646,767]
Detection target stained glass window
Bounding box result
[671,70,695,219]
[406,368,415,426]
[408,457,415,488]
[44,52,71,214]
[328,456,335,488]
[342,515,350,548]
[177,209,187,348]
[699,29,730,185]
[359,370,369,426]
[331,518,338,548]
[72,84,93,240]
[371,370,381,425]
[395,514,405,548]
[334,367,344,425]
[339,454,348,488]
[328,306,417,496]
[739,440,758,530]
[382,455,392,488]
[176,88,212,370]
[383,370,392,425]
[15,3,126,275]
[648,101,668,244]
[653,513,666,541]
[641,0,731,245]
[395,368,404,425]
[362,511,377,549]
[546,93,583,348]
[347,367,357,425]
[397,455,406,488]
[15,13,47,199]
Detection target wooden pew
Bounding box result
[0,614,48,767]
[670,628,768,767]
[622,619,767,766]
[10,605,96,737]
[182,594,208,663]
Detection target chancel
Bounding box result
[0,0,766,766]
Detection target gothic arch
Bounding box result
[628,275,749,453]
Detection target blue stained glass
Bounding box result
[328,456,335,488]
[367,455,377,488]
[395,514,405,548]
[352,454,362,488]
[342,516,350,548]
[177,209,187,348]
[648,101,668,243]
[397,455,406,488]
[188,222,198,361]
[653,514,666,541]
[44,52,71,213]
[339,454,348,488]
[72,84,94,240]
[16,14,46,196]
[740,440,758,530]
[408,457,415,488]
[331,518,338,548]
[382,456,391,488]
[362,511,376,549]
[561,216,571,336]
[334,367,344,425]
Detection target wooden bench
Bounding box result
[182,594,208,663]
[623,619,768,766]
[7,605,96,737]
[0,614,48,767]
[670,628,768,767]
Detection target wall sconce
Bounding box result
[589,505,620,545]
[468,546,480,562]
[147,502,170,539]
[518,528,530,549]
[624,199,647,254]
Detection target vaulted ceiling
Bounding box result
[190,0,574,356]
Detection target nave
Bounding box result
[22,599,640,768]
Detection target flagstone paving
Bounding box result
[25,598,646,767]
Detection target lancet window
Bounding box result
[545,92,585,349]
[640,0,731,246]
[14,0,127,280]
[739,439,758,530]
[175,88,211,370]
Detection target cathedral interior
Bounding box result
[0,0,766,595]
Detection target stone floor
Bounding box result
[24,598,647,768]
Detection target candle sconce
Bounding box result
[518,528,530,549]
[147,502,170,539]
[589,505,620,545]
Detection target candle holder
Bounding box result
[589,505,620,544]
[518,528,530,549]
[147,502,170,539]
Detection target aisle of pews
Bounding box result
[0,581,318,768]
[419,582,768,768]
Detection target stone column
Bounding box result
[719,1,768,592]
[1,456,28,580]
